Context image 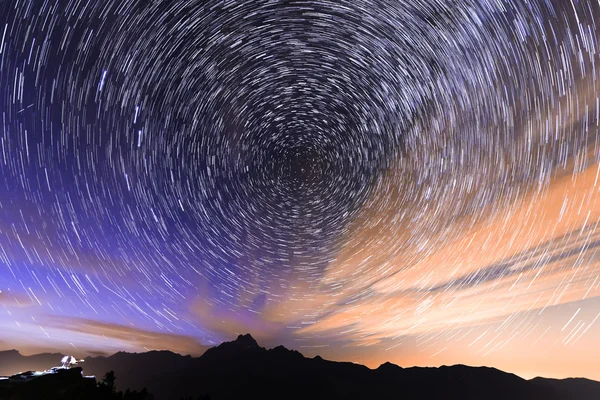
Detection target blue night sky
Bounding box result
[1,0,600,381]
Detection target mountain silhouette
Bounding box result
[0,350,65,376]
[200,334,263,362]
[1,334,599,400]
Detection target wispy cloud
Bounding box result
[0,290,34,308]
[41,316,210,356]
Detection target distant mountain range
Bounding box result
[1,334,599,400]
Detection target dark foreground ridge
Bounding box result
[1,334,599,400]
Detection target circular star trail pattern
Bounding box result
[0,0,599,351]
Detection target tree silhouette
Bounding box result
[101,370,117,393]
[96,371,153,400]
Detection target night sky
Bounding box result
[1,0,600,381]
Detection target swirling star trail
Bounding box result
[1,0,600,380]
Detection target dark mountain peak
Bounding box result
[200,333,265,362]
[270,344,293,352]
[268,345,304,359]
[234,333,259,348]
[377,361,403,371]
[313,355,323,360]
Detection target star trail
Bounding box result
[1,0,600,381]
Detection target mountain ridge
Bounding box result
[1,334,599,400]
